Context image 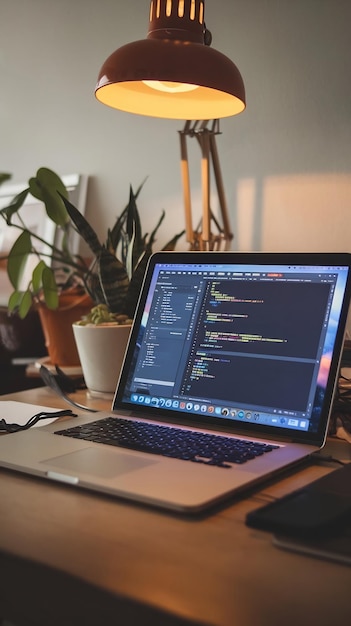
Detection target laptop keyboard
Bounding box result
[55,417,279,468]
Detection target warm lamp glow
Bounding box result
[142,80,199,94]
[95,0,246,120]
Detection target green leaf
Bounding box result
[126,186,142,246]
[29,168,67,200]
[7,231,32,288]
[0,173,12,187]
[162,229,185,251]
[124,252,149,317]
[18,290,33,319]
[60,192,102,255]
[32,260,47,292]
[98,248,129,313]
[147,209,165,250]
[29,168,69,227]
[125,225,136,280]
[0,188,29,224]
[8,290,24,313]
[41,266,59,309]
[8,290,33,318]
[60,229,70,257]
[28,176,43,201]
[108,179,147,252]
[41,188,69,227]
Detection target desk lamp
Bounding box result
[95,0,246,250]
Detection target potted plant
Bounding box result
[0,168,94,365]
[0,168,184,380]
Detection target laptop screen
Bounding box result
[114,252,351,442]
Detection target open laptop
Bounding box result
[0,251,350,513]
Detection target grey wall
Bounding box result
[1,0,351,252]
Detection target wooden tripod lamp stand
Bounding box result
[179,119,233,251]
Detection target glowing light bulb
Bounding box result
[143,80,199,93]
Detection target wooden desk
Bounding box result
[0,388,350,626]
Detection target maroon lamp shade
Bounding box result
[95,0,246,120]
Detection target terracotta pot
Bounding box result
[37,290,93,366]
[73,323,131,396]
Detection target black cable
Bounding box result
[0,409,77,433]
[39,365,98,413]
[311,452,345,466]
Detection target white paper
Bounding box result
[0,401,65,428]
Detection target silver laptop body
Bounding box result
[0,251,350,513]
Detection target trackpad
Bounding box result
[41,447,157,478]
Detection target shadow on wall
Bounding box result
[234,173,351,253]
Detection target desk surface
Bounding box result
[0,387,350,626]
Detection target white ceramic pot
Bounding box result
[72,323,131,397]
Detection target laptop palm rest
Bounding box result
[41,447,157,479]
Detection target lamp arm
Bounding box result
[179,128,194,245]
[209,131,233,249]
[200,128,211,246]
[179,119,233,251]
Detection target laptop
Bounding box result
[0,251,350,513]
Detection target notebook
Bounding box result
[0,251,350,513]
